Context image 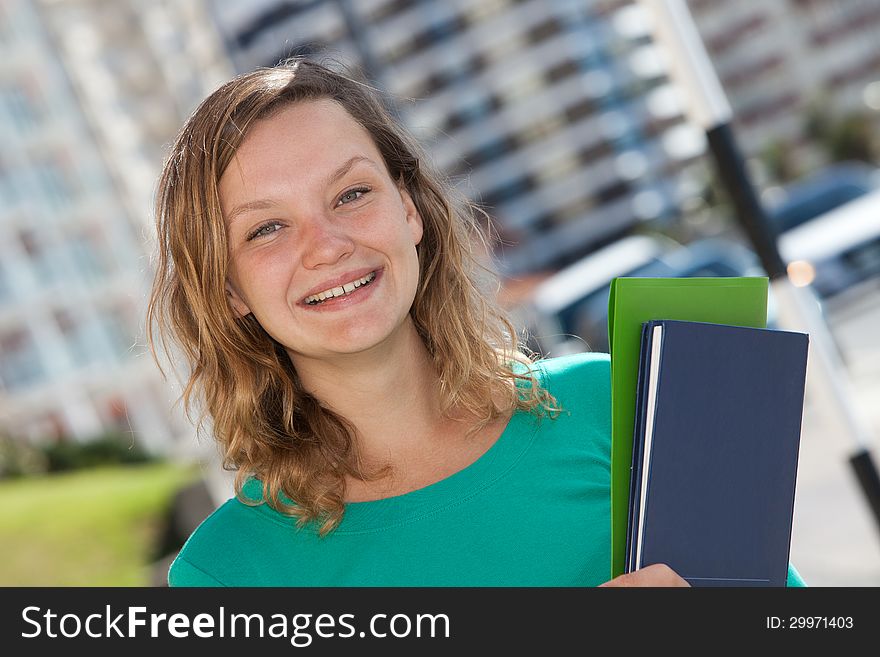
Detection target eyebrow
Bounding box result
[325,155,377,188]
[225,155,378,225]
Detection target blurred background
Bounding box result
[1,0,879,586]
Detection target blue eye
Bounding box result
[337,186,370,206]
[247,222,283,241]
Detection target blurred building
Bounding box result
[6,0,867,448]
[0,0,232,454]
[687,0,880,173]
[206,0,707,274]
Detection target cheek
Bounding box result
[234,253,295,306]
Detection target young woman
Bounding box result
[148,58,798,587]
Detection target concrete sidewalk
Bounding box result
[789,281,880,586]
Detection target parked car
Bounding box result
[777,185,880,299]
[766,161,879,233]
[517,234,765,356]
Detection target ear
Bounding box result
[225,281,252,318]
[398,182,424,246]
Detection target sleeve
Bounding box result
[167,555,227,587]
[786,562,806,587]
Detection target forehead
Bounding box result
[218,99,387,212]
[239,99,380,169]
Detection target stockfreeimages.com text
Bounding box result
[21,605,450,646]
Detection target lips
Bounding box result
[304,270,377,305]
[299,267,383,306]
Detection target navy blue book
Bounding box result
[625,316,656,575]
[624,320,809,587]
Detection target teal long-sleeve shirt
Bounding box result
[169,352,805,587]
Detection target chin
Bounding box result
[314,315,413,357]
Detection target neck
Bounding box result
[289,319,516,502]
[288,318,452,464]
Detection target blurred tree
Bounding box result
[804,96,879,165]
[42,432,153,473]
[762,139,802,184]
[827,113,876,164]
[804,97,834,145]
[0,434,48,479]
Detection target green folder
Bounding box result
[607,277,769,579]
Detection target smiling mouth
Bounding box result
[303,271,377,305]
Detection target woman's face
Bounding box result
[220,99,424,363]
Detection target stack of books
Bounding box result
[608,278,809,586]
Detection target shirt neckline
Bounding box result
[335,406,539,533]
[243,361,547,533]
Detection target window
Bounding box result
[33,156,77,210]
[0,328,45,391]
[54,309,109,367]
[68,230,111,284]
[0,262,10,303]
[102,304,140,360]
[480,174,536,207]
[463,134,520,168]
[19,230,67,285]
[527,17,564,44]
[0,82,42,132]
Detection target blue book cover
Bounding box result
[626,320,809,587]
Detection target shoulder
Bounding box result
[168,553,226,587]
[525,351,612,456]
[532,351,610,386]
[167,494,261,587]
[531,351,610,413]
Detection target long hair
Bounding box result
[147,58,558,534]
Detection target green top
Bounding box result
[168,352,805,587]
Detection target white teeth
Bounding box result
[304,271,376,305]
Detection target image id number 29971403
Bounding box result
[767,616,854,629]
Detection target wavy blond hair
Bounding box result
[147,58,558,534]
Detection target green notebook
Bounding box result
[607,277,769,579]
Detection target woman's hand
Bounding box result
[599,563,690,587]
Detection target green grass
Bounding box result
[0,461,200,586]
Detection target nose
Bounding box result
[299,215,355,269]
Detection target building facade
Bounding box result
[207,0,705,274]
[687,0,880,175]
[0,0,232,456]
